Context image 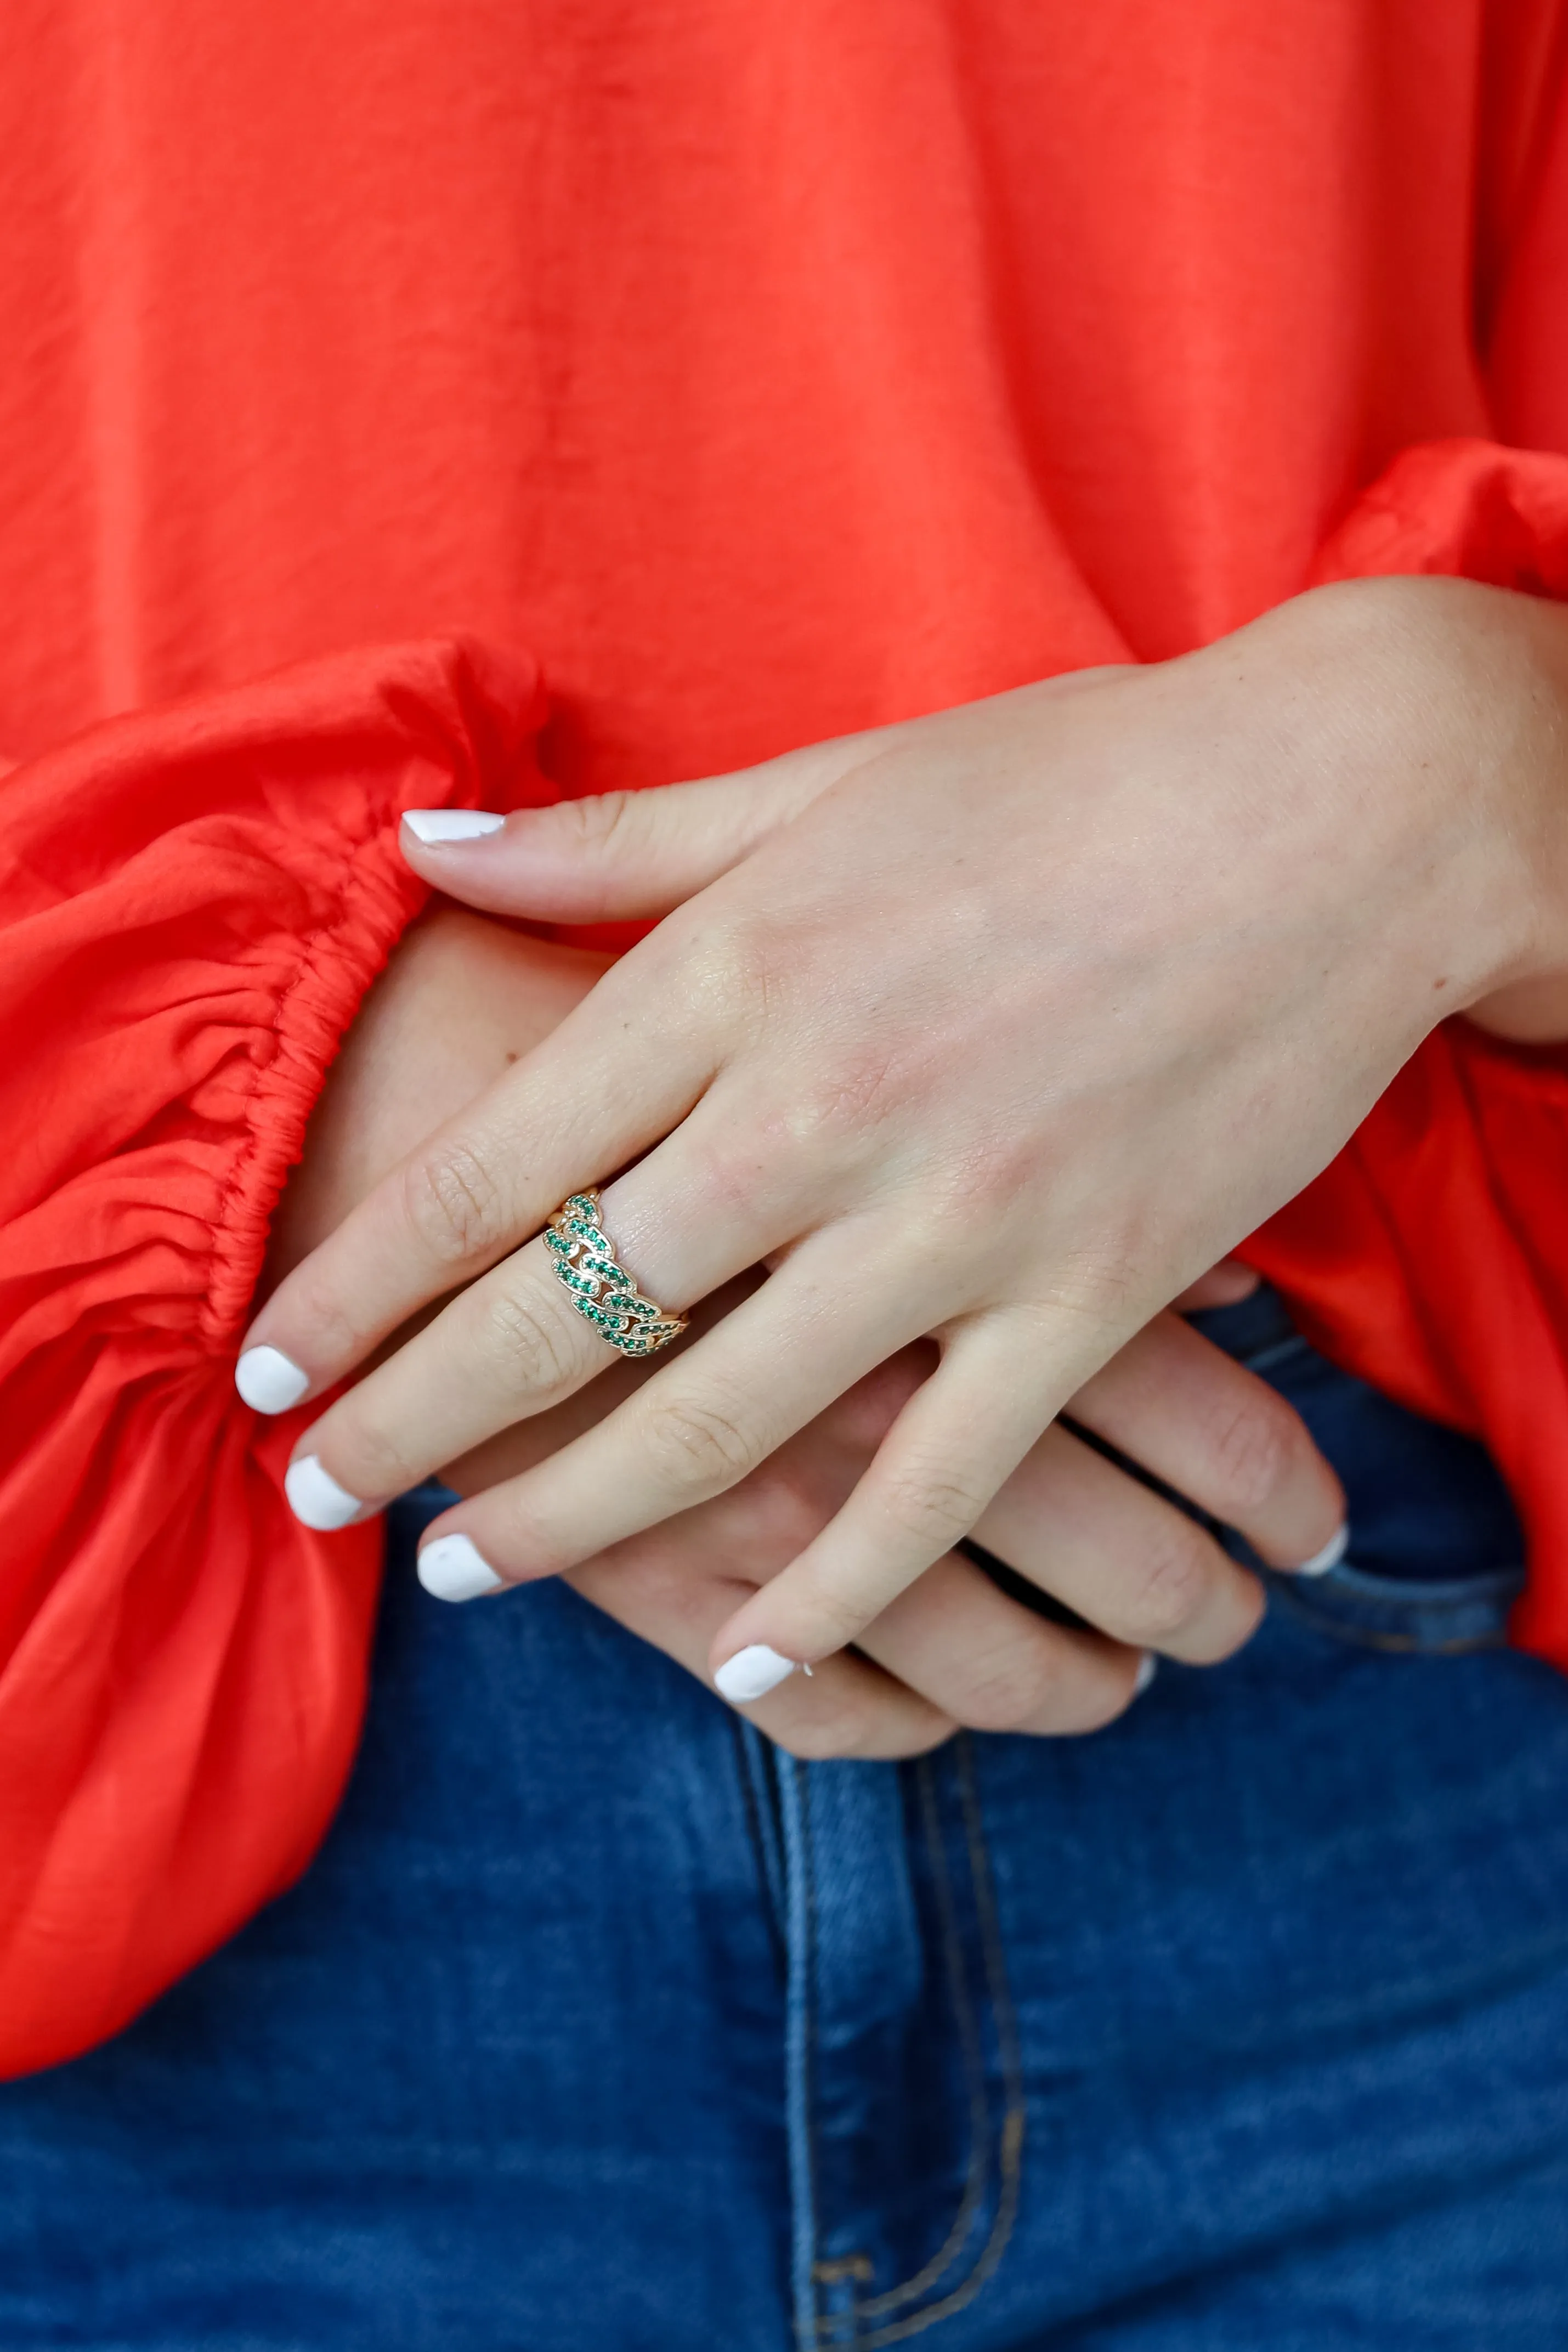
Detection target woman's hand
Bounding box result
[275,909,1337,1751]
[463,1261,1340,1749]
[242,576,1566,1695]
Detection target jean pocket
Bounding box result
[1264,1554,1526,1655]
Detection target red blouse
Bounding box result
[1,0,1565,2074]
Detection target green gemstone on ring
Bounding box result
[550,1188,681,1356]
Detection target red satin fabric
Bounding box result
[0,1,1565,2072]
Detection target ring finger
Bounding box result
[278,1105,802,1525]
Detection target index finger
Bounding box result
[235,949,716,1411]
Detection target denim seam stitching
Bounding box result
[823,1739,1027,2349]
[827,1754,995,2330]
[788,1760,824,2346]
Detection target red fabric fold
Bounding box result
[0,638,552,2075]
[1248,436,1568,1666]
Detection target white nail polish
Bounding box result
[1295,1523,1350,1578]
[417,1533,506,1603]
[1133,1651,1158,1697]
[714,1644,800,1703]
[401,808,506,844]
[235,1345,310,1414]
[285,1455,369,1531]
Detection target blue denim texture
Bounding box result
[1,1291,1566,2348]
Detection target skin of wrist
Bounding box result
[1251,576,1568,1039]
[1436,581,1568,1042]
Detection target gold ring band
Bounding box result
[545,1190,688,1359]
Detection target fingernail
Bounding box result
[1294,1522,1350,1578]
[417,1533,506,1603]
[285,1455,370,1531]
[1133,1651,1158,1697]
[401,808,506,844]
[714,1644,799,1703]
[235,1345,310,1414]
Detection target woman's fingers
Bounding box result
[695,1315,1074,1678]
[703,1321,1269,1682]
[560,1415,1146,1752]
[397,727,906,925]
[401,1224,948,1568]
[852,1551,1150,1736]
[1066,1309,1345,1570]
[966,1424,1266,1659]
[414,1321,1193,1755]
[276,1115,892,1529]
[568,1543,955,1761]
[398,672,1139,928]
[237,949,720,1410]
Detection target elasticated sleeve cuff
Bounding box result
[0,637,552,2076]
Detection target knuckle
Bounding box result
[939,1129,1041,1224]
[480,1283,580,1398]
[555,788,638,853]
[638,1388,766,1496]
[875,1458,989,1553]
[1201,1392,1301,1517]
[952,1648,1060,1734]
[1120,1520,1216,1642]
[402,1140,508,1266]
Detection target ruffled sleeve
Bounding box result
[0,636,552,2077]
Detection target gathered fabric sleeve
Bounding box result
[0,637,552,2077]
[1247,46,1568,1671]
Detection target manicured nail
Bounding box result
[417,1533,506,1602]
[235,1345,310,1414]
[1294,1523,1349,1578]
[285,1455,369,1531]
[401,808,505,844]
[1133,1652,1158,1697]
[714,1644,799,1703]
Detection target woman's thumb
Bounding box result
[399,740,858,923]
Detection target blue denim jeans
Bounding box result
[2,1290,1567,2349]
